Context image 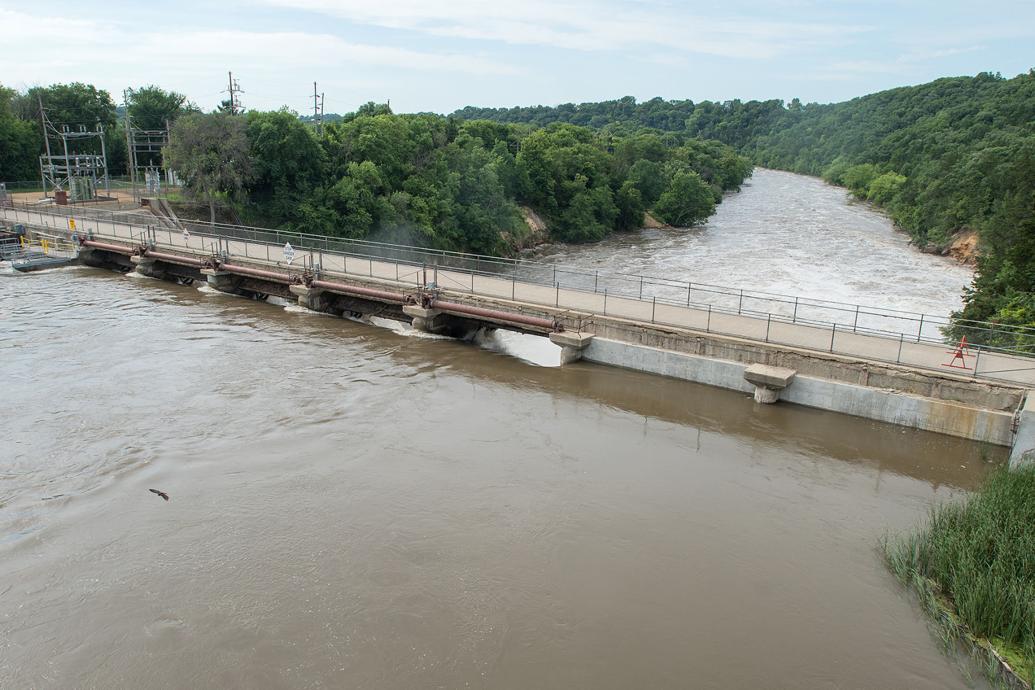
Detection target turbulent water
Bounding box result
[0,170,1002,689]
[537,168,974,316]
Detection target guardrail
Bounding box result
[5,201,1035,385]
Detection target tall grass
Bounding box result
[883,466,1035,685]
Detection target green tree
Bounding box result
[842,164,878,196]
[127,85,196,130]
[0,85,40,181]
[244,109,325,225]
[866,171,906,204]
[653,171,716,226]
[164,113,253,223]
[614,180,645,231]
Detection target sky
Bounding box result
[1,0,1033,116]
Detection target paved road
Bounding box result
[5,205,1034,387]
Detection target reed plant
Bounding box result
[882,466,1035,685]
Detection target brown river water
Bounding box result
[0,170,1004,688]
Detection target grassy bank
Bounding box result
[883,467,1035,686]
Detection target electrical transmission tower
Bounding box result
[223,71,244,114]
[122,89,175,201]
[312,81,325,134]
[37,94,110,203]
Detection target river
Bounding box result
[0,169,1000,688]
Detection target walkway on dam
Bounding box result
[5,202,1035,387]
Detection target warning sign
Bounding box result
[283,242,295,265]
[68,218,76,231]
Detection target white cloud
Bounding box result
[260,0,868,59]
[0,9,518,89]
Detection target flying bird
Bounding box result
[148,489,169,501]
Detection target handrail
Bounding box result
[6,201,1035,373]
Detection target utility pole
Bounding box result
[224,71,243,114]
[37,94,52,197]
[124,89,136,199]
[312,81,324,134]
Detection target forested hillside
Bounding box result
[241,112,749,254]
[455,71,1035,335]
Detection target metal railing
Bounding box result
[5,200,1035,385]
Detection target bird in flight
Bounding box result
[149,489,170,501]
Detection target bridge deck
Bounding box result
[5,204,1035,387]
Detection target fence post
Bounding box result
[793,297,798,323]
[765,313,771,342]
[738,289,744,314]
[555,282,559,307]
[706,304,712,332]
[687,283,692,307]
[973,346,981,378]
[639,275,644,300]
[594,270,598,292]
[369,257,373,277]
[896,332,904,364]
[652,296,656,323]
[853,305,860,333]
[512,277,515,301]
[829,323,837,353]
[604,288,608,315]
[917,314,924,342]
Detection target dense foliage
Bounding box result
[456,71,1035,337]
[0,86,39,182]
[883,466,1035,683]
[176,107,750,254]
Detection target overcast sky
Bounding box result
[2,0,1033,115]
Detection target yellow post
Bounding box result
[42,238,49,254]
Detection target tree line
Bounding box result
[169,109,750,254]
[454,71,1035,341]
[1,83,751,256]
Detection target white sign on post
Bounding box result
[284,242,295,265]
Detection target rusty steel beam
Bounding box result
[311,278,410,303]
[82,239,136,255]
[431,299,559,331]
[220,263,296,284]
[144,250,205,267]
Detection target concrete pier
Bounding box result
[403,305,445,333]
[201,268,235,292]
[130,255,165,279]
[289,284,325,311]
[549,331,595,364]
[1009,394,1035,468]
[744,364,796,403]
